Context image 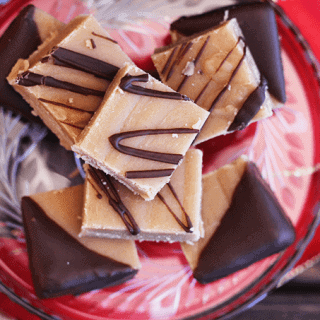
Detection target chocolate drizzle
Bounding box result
[109,128,198,164]
[119,74,190,101]
[161,46,178,76]
[88,179,103,199]
[228,75,268,131]
[17,71,105,96]
[92,31,118,44]
[158,182,193,233]
[50,47,119,80]
[176,36,210,92]
[90,38,96,49]
[193,36,240,104]
[89,167,193,234]
[126,169,174,179]
[166,42,193,81]
[88,167,140,235]
[194,81,210,104]
[162,36,209,92]
[194,35,210,65]
[208,37,246,112]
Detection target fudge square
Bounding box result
[80,149,203,243]
[73,64,209,200]
[169,1,286,105]
[181,156,295,284]
[8,14,132,149]
[152,19,274,145]
[22,185,141,299]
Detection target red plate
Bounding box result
[0,0,319,319]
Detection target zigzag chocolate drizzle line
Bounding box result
[161,46,178,76]
[51,47,119,81]
[177,42,193,65]
[166,41,193,81]
[120,74,190,101]
[194,37,244,104]
[109,128,198,164]
[194,35,210,65]
[194,81,210,104]
[209,37,246,112]
[88,167,140,235]
[158,182,193,233]
[17,71,105,97]
[88,179,103,199]
[177,36,210,92]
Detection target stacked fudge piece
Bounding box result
[2,1,295,299]
[0,5,64,122]
[152,18,274,145]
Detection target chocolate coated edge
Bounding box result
[228,75,268,131]
[194,162,295,284]
[0,5,43,122]
[170,2,286,103]
[21,196,138,299]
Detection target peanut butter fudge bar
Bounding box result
[170,1,286,104]
[80,149,203,242]
[0,5,64,122]
[152,19,274,145]
[22,185,140,299]
[73,64,209,200]
[8,14,132,149]
[181,156,295,284]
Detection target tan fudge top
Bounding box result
[73,63,209,200]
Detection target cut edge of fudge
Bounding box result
[21,184,141,299]
[181,156,295,284]
[72,63,209,200]
[80,149,204,243]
